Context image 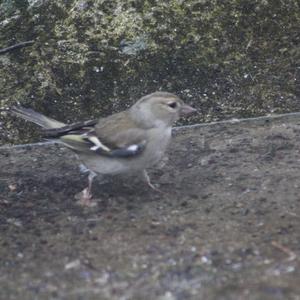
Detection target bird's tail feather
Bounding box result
[10,106,65,129]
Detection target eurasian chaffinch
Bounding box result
[11,92,196,206]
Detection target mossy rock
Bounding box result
[1,0,299,144]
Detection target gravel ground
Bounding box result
[0,113,300,300]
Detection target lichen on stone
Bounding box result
[0,0,299,144]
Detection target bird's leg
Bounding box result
[76,170,97,207]
[142,170,163,193]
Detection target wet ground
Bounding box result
[1,114,300,300]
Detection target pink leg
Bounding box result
[143,170,163,193]
[76,171,98,207]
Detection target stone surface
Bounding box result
[0,113,300,299]
[1,0,299,144]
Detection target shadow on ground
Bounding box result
[1,114,300,300]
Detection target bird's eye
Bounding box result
[168,102,177,109]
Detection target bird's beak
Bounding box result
[180,104,197,116]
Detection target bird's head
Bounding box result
[131,92,196,128]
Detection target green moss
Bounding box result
[0,0,299,144]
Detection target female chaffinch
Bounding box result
[11,92,196,206]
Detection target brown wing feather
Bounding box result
[57,111,148,158]
[94,111,147,148]
[42,119,98,137]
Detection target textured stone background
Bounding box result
[0,0,299,144]
[0,114,300,300]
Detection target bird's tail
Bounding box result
[10,106,65,129]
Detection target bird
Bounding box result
[10,92,196,206]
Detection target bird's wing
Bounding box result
[42,119,98,137]
[45,112,147,158]
[10,106,147,158]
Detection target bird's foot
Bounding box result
[143,170,164,194]
[75,188,98,207]
[147,181,164,194]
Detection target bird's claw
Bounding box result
[75,188,97,207]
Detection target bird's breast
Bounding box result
[142,126,172,165]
